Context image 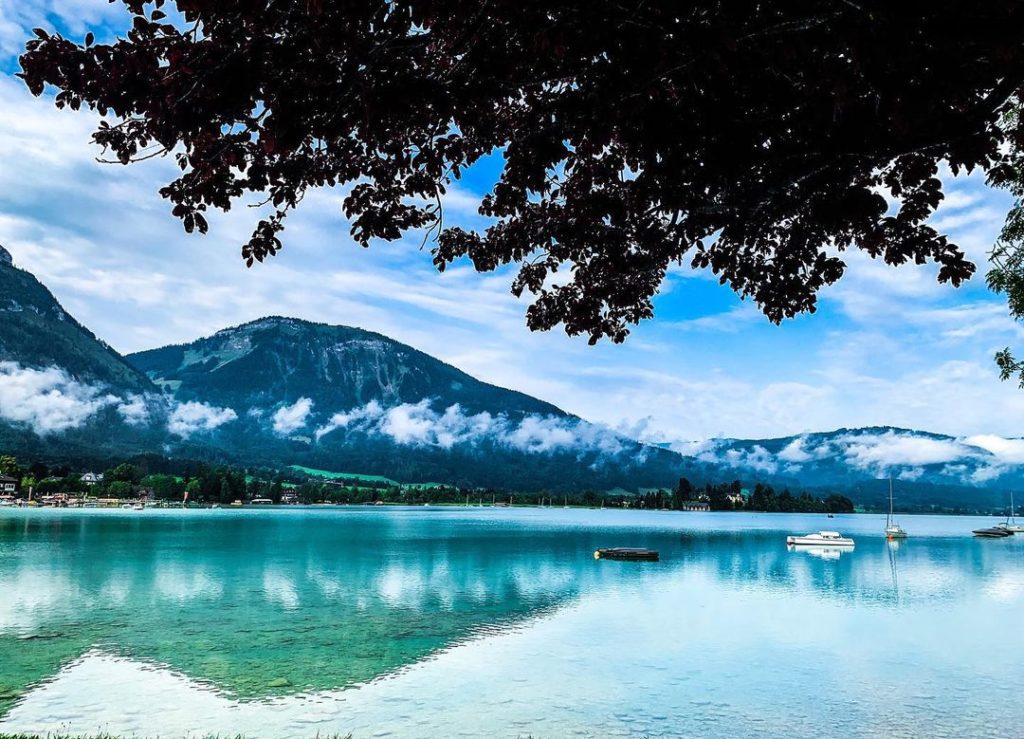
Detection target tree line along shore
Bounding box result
[0,453,855,513]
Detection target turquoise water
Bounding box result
[0,507,1022,737]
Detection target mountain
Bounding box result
[0,244,1020,505]
[125,316,697,490]
[0,244,152,392]
[127,317,562,418]
[671,426,1024,511]
[0,244,164,460]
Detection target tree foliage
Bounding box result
[987,102,1024,385]
[18,2,1024,342]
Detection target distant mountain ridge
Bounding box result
[668,425,1024,510]
[127,316,563,418]
[123,315,694,490]
[0,244,164,460]
[0,244,153,392]
[0,243,1020,506]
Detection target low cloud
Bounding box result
[723,445,778,474]
[962,434,1024,465]
[671,428,1024,487]
[777,437,814,463]
[168,401,237,437]
[116,394,152,426]
[839,432,971,470]
[0,361,117,433]
[315,399,628,458]
[272,397,313,435]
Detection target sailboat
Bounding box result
[996,490,1024,533]
[885,478,908,540]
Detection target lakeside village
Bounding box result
[0,453,856,514]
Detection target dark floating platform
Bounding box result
[594,547,660,561]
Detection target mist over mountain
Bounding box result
[0,244,153,394]
[670,427,1024,510]
[128,317,563,419]
[0,244,166,459]
[125,316,695,490]
[0,243,1021,505]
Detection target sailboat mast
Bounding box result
[887,477,894,528]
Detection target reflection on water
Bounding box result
[788,544,852,559]
[1,508,1023,737]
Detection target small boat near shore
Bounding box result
[973,527,1014,538]
[995,490,1024,533]
[885,478,907,540]
[594,547,659,561]
[786,531,855,547]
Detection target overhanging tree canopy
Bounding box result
[18,1,1024,343]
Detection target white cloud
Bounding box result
[0,361,117,433]
[315,400,385,441]
[0,0,127,56]
[839,432,972,471]
[1,21,1024,456]
[777,437,813,463]
[963,434,1024,465]
[116,394,152,426]
[722,445,778,474]
[168,401,237,437]
[669,439,718,457]
[314,400,628,458]
[271,397,313,435]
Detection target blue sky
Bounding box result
[2,1,1024,443]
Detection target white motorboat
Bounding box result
[787,544,847,560]
[996,490,1024,533]
[786,531,855,547]
[885,478,907,539]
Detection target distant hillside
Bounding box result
[127,316,562,418]
[0,244,164,458]
[0,244,153,392]
[670,426,1024,511]
[1,243,1022,506]
[126,316,698,491]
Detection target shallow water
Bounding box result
[0,507,1022,737]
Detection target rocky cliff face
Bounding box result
[127,316,563,418]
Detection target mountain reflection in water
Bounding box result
[1,507,1022,737]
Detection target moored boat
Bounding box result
[995,490,1024,533]
[594,547,659,561]
[885,478,907,539]
[973,527,1013,538]
[787,544,846,560]
[786,531,855,547]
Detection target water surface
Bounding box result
[0,507,1021,737]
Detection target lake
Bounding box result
[0,507,1022,738]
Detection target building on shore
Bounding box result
[0,475,19,495]
[679,500,710,512]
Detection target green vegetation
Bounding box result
[0,451,854,512]
[638,479,855,514]
[0,252,153,392]
[289,465,399,485]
